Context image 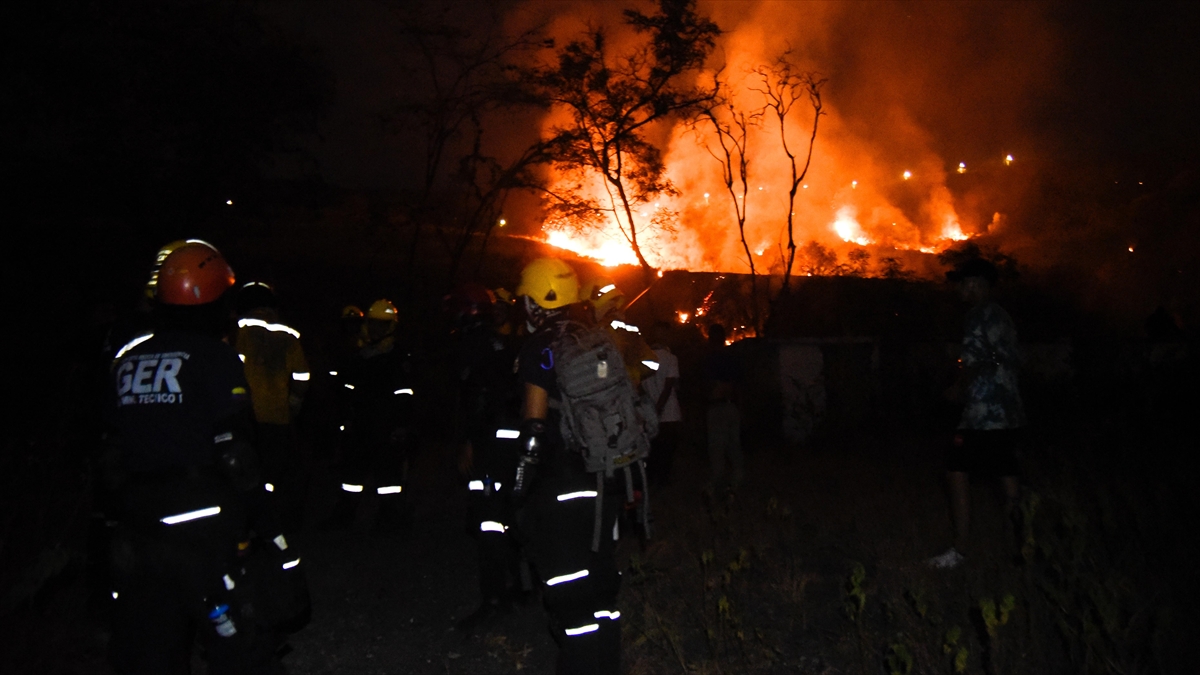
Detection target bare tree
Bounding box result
[535,0,720,280]
[696,88,763,331]
[447,128,549,282]
[384,3,549,274]
[752,52,826,296]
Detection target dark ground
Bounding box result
[1,233,1194,672]
[4,396,1193,674]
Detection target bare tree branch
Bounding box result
[753,50,826,297]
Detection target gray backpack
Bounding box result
[551,320,654,549]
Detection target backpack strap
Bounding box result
[591,471,604,552]
[639,459,651,541]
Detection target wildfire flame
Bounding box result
[832,205,871,246]
[545,228,640,268]
[530,4,1004,276]
[941,217,969,242]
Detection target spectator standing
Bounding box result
[643,323,681,487]
[705,323,743,496]
[929,258,1026,569]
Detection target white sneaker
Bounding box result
[927,548,965,569]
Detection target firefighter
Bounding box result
[315,305,364,493]
[513,258,623,675]
[581,277,660,389]
[105,241,293,674]
[338,305,365,354]
[335,299,416,532]
[446,284,526,632]
[235,282,309,529]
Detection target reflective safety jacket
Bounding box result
[606,321,659,388]
[110,330,251,473]
[236,309,309,425]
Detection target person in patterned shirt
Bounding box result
[929,258,1025,569]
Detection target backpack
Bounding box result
[550,319,654,549]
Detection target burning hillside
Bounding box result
[516,0,1054,276]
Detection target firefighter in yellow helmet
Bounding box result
[513,258,647,675]
[334,298,416,532]
[581,276,660,389]
[234,281,310,529]
[340,305,365,351]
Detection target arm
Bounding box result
[513,383,549,498]
[523,382,549,420]
[656,377,678,417]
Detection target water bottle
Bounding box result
[209,603,237,638]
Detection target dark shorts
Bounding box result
[946,428,1022,477]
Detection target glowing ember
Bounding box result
[1128,246,1134,253]
[903,170,912,180]
[832,206,871,246]
[851,180,858,189]
[957,162,966,174]
[1005,154,1014,165]
[677,311,689,323]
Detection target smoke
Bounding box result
[516,0,1063,274]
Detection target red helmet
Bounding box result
[156,242,236,305]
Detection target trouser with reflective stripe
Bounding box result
[524,472,623,675]
[335,438,409,530]
[467,432,521,602]
[468,486,519,602]
[108,482,280,675]
[257,422,305,530]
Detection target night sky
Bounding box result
[10,0,1200,318]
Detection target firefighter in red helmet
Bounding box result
[106,241,302,675]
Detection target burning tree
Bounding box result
[752,52,826,296]
[534,0,720,279]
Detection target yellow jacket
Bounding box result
[236,309,309,425]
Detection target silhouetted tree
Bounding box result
[383,2,550,276]
[847,248,871,276]
[695,85,763,330]
[937,241,1020,282]
[752,52,826,295]
[797,241,839,276]
[878,256,913,280]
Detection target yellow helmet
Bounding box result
[341,305,364,320]
[517,258,580,309]
[582,276,626,318]
[367,299,398,321]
